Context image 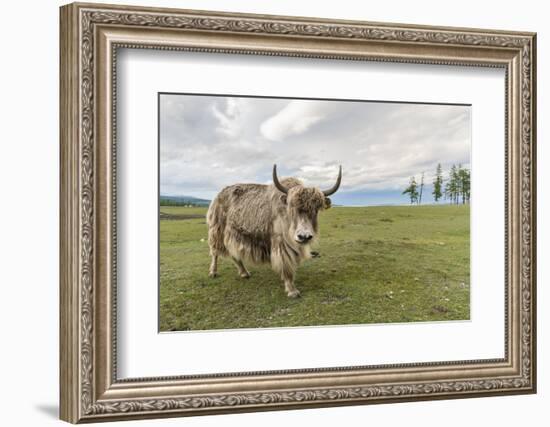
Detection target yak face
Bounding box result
[272,164,342,245]
[286,187,330,245]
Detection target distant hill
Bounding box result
[160,195,211,207]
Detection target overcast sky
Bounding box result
[160,94,470,206]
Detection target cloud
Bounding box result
[260,100,328,141]
[159,94,470,203]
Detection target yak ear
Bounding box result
[280,194,288,205]
[324,197,332,209]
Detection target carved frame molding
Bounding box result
[60,2,536,423]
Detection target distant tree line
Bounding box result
[402,163,470,205]
[160,198,205,207]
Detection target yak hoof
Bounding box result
[287,290,301,298]
[240,272,251,279]
[209,272,218,278]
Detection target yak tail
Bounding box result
[206,199,228,257]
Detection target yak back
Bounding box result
[217,178,302,238]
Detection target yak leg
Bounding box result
[231,257,250,279]
[209,255,218,278]
[271,247,300,298]
[284,274,300,298]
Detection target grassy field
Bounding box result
[159,204,470,331]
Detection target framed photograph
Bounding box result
[60,2,537,423]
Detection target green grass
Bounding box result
[159,204,470,331]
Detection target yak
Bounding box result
[206,165,342,297]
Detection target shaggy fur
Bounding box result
[206,177,331,297]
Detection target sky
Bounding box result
[159,94,471,206]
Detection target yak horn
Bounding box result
[272,164,289,194]
[322,166,342,196]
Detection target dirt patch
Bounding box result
[431,305,449,314]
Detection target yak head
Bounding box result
[272,164,342,245]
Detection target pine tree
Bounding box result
[402,176,419,205]
[445,164,458,204]
[458,166,470,204]
[455,164,463,204]
[465,168,471,203]
[433,163,443,202]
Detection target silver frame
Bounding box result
[60,2,536,423]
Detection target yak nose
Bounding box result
[297,233,313,243]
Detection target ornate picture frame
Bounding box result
[60,2,536,423]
